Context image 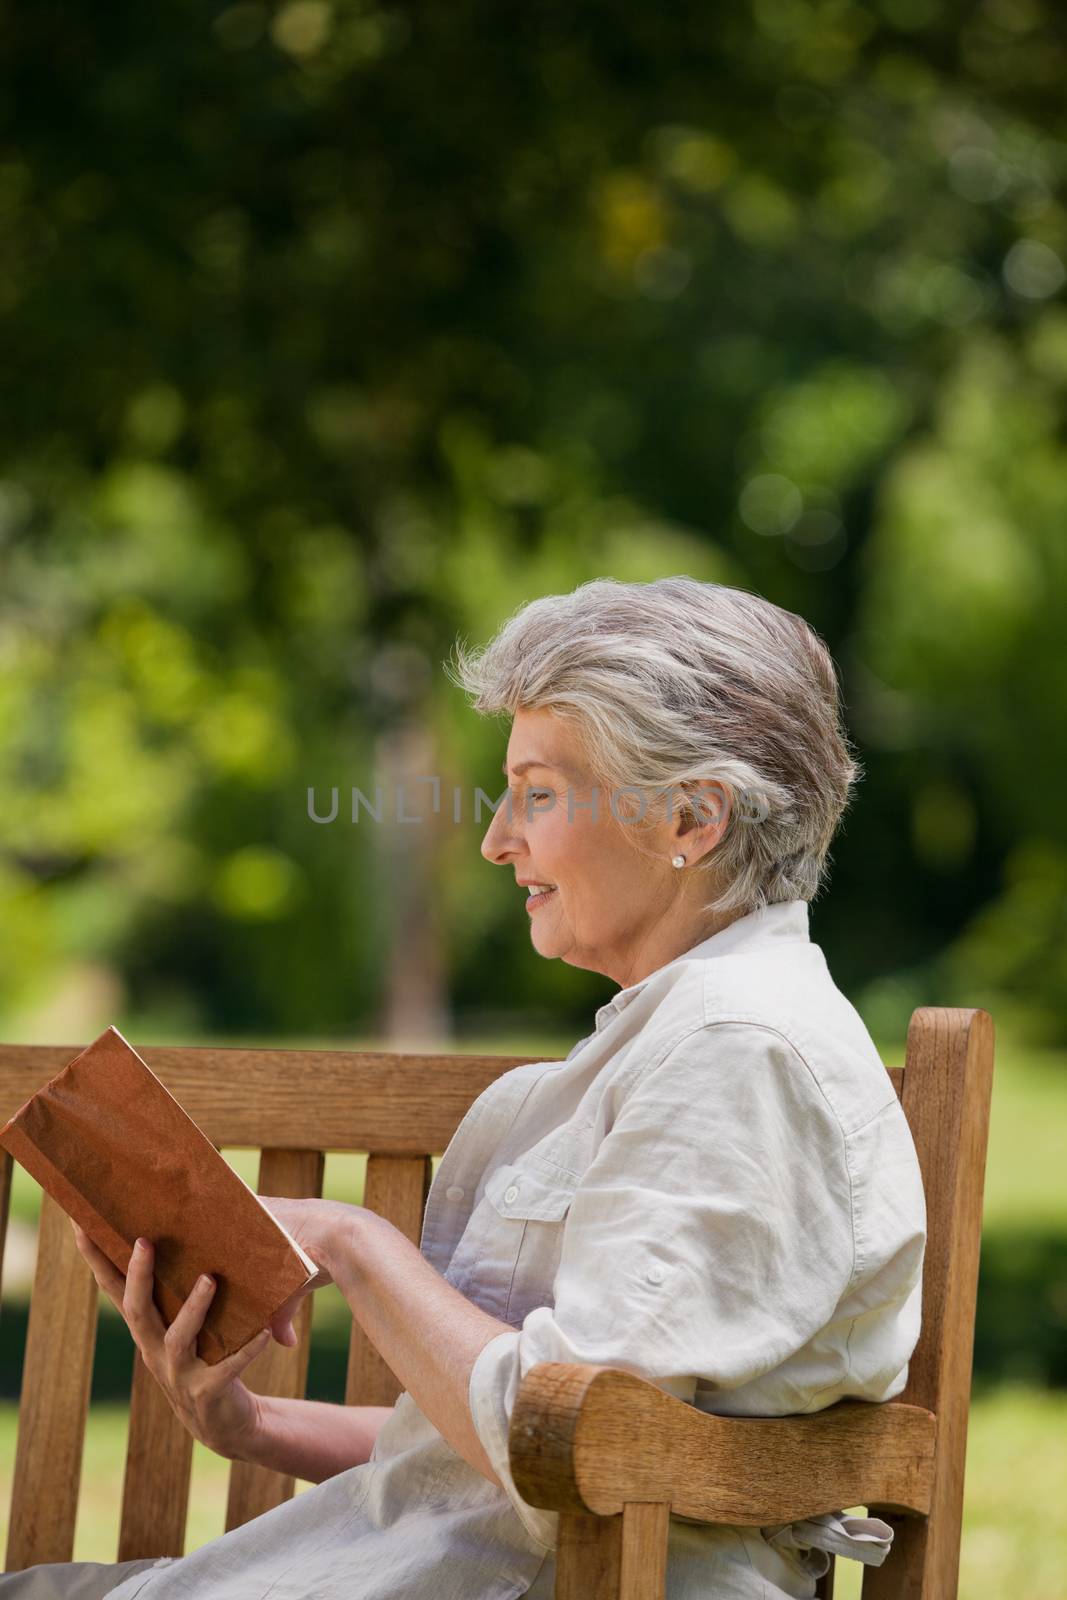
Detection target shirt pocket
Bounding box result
[483,1159,579,1325]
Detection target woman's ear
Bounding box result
[673,780,731,862]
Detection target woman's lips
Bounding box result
[525,886,558,912]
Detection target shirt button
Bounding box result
[646,1264,666,1285]
[503,1184,519,1204]
[445,1185,465,1201]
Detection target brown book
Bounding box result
[0,1025,318,1365]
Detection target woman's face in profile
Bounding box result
[480,706,677,983]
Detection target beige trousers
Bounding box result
[0,1559,171,1597]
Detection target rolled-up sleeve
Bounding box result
[467,1020,855,1546]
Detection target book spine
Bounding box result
[0,1121,135,1278]
[0,1123,233,1364]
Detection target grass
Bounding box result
[830,1385,1067,1600]
[973,1045,1067,1229]
[0,1026,1064,1594]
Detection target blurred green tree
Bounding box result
[0,0,1064,1041]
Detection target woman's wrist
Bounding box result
[204,1385,266,1464]
[230,1390,291,1471]
[321,1201,383,1291]
[230,1392,395,1483]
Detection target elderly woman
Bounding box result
[17,576,925,1600]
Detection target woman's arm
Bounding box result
[259,1199,517,1490]
[324,1210,515,1489]
[234,1398,396,1484]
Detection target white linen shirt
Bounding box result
[106,898,925,1600]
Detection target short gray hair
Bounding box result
[445,575,862,917]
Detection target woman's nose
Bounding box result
[481,804,522,864]
[480,823,510,864]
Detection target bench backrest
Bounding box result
[0,1005,994,1595]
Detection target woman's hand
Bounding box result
[70,1222,271,1461]
[255,1196,357,1348]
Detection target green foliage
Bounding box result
[0,1,1065,1037]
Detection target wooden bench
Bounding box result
[0,1005,993,1599]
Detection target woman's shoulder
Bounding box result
[635,948,900,1143]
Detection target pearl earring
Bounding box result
[671,854,686,868]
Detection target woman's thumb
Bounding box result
[214,1325,272,1378]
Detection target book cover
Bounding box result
[0,1025,319,1365]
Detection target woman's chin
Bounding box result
[528,915,565,953]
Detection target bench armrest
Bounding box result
[508,1362,936,1524]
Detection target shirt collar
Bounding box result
[593,899,811,1032]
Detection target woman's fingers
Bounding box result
[209,1326,272,1386]
[122,1238,166,1341]
[147,1265,273,1381]
[70,1221,127,1310]
[71,1227,169,1372]
[162,1272,217,1361]
[268,1289,303,1347]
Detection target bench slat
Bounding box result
[0,1151,11,1304]
[0,1047,536,1153]
[225,1148,326,1532]
[345,1155,432,1406]
[118,1351,195,1560]
[6,1194,98,1569]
